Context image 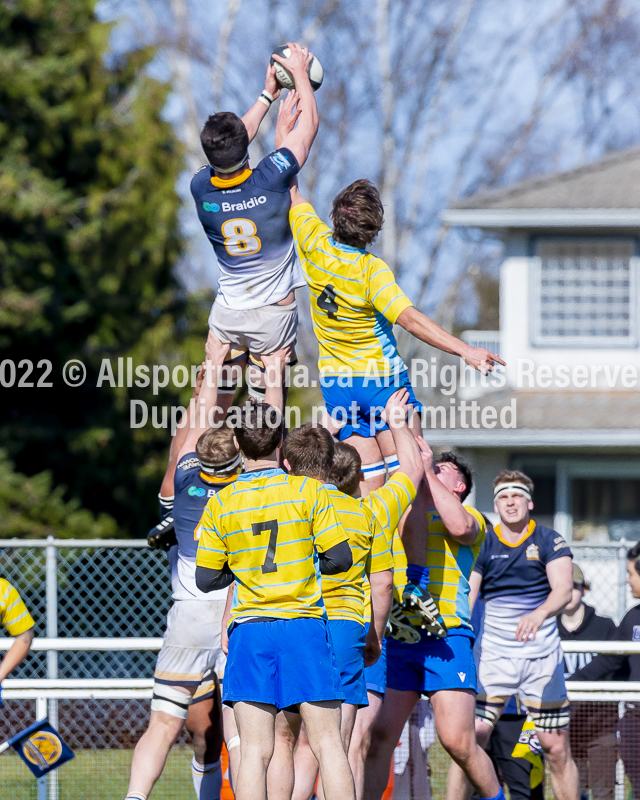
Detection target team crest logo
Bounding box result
[526,543,540,561]
[23,731,63,768]
[633,626,640,642]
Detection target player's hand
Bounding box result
[363,628,381,668]
[264,62,281,101]
[515,608,547,642]
[275,91,301,148]
[462,345,506,376]
[381,388,410,428]
[273,42,313,79]
[415,435,434,473]
[261,345,291,381]
[205,332,230,367]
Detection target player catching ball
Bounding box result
[191,43,319,407]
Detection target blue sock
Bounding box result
[482,790,506,800]
[406,563,430,591]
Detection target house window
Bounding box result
[572,478,640,542]
[531,239,638,347]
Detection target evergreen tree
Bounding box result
[0,0,196,534]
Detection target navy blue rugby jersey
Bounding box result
[190,148,305,309]
[173,453,238,560]
[473,520,572,655]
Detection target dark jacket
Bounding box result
[570,603,640,682]
[558,602,617,678]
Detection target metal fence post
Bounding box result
[35,695,47,800]
[618,541,628,624]
[45,537,59,800]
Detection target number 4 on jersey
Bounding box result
[317,284,339,319]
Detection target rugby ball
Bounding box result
[270,45,324,92]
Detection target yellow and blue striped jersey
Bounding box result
[361,472,417,618]
[321,487,392,624]
[426,506,486,630]
[290,203,413,376]
[195,468,347,621]
[0,579,34,635]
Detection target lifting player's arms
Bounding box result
[190,44,320,413]
[285,177,505,493]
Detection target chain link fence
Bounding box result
[0,539,638,799]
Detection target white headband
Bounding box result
[199,453,242,475]
[494,482,532,501]
[210,152,249,174]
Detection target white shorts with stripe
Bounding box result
[154,598,227,702]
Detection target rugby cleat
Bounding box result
[401,582,447,638]
[388,599,421,644]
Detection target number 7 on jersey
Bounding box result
[253,520,279,573]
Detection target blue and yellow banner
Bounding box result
[6,718,75,778]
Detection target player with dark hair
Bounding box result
[286,177,504,494]
[191,43,319,408]
[363,446,507,800]
[266,422,393,800]
[448,469,578,800]
[194,401,356,800]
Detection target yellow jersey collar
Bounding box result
[494,519,536,548]
[210,168,252,188]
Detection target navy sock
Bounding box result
[406,563,430,591]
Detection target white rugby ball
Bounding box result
[270,45,324,92]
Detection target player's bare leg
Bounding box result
[126,685,195,800]
[222,704,240,788]
[186,691,224,800]
[536,728,579,800]
[291,722,319,800]
[429,690,500,800]
[298,700,356,800]
[299,702,358,800]
[446,717,493,800]
[344,434,386,494]
[363,687,418,800]
[267,710,302,800]
[348,691,384,800]
[233,701,277,800]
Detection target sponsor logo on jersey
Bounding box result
[221,196,267,212]
[526,543,540,561]
[203,201,220,212]
[554,541,568,551]
[270,151,291,172]
[178,458,200,471]
[188,486,206,497]
[490,554,509,560]
[633,625,640,642]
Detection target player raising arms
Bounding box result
[194,402,355,800]
[363,442,507,800]
[280,170,504,493]
[191,43,318,407]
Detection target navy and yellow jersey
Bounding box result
[173,453,238,560]
[191,148,304,309]
[426,505,486,630]
[195,468,348,621]
[321,487,392,624]
[361,472,417,616]
[0,579,34,635]
[290,202,413,376]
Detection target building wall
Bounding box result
[500,234,640,391]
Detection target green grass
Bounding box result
[0,746,195,800]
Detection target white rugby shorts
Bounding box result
[475,647,570,730]
[208,298,298,356]
[154,598,227,701]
